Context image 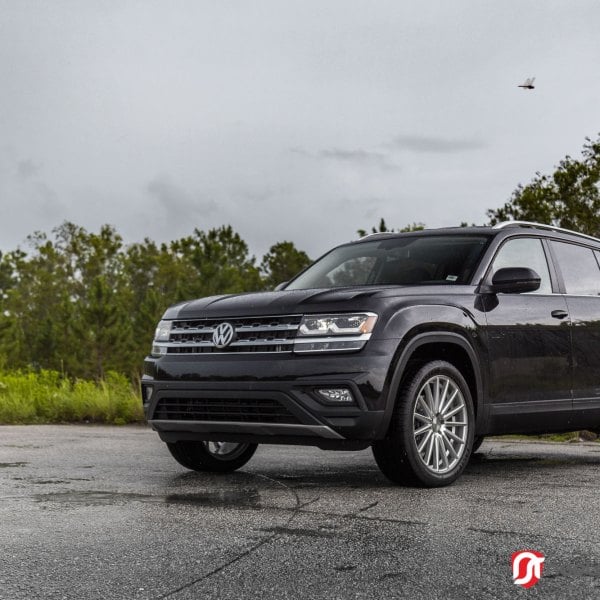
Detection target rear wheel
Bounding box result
[373,360,474,487]
[167,441,258,473]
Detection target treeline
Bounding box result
[2,134,599,382]
[0,223,311,380]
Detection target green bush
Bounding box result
[0,369,144,424]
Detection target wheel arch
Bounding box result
[377,332,487,438]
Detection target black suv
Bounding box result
[142,221,600,487]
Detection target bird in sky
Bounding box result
[518,77,536,90]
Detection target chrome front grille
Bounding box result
[166,315,302,354]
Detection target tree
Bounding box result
[399,222,426,232]
[487,134,600,236]
[172,226,263,299]
[55,223,135,378]
[357,217,392,238]
[0,235,75,373]
[123,239,184,366]
[260,241,311,289]
[357,218,425,238]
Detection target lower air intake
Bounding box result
[153,397,301,424]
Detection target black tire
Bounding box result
[471,435,485,453]
[167,441,258,473]
[372,360,474,487]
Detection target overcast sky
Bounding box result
[1,1,599,259]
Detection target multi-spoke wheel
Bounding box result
[166,440,258,473]
[412,374,469,474]
[372,360,474,487]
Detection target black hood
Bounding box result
[167,287,389,319]
[164,284,467,319]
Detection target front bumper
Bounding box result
[142,339,398,449]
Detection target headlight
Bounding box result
[154,320,172,342]
[294,313,377,353]
[298,313,378,336]
[151,320,172,357]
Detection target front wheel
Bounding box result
[167,441,258,473]
[472,435,485,453]
[372,360,474,487]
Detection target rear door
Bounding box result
[548,240,600,430]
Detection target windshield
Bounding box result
[286,235,491,290]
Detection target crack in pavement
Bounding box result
[466,526,599,545]
[155,472,320,599]
[343,500,379,517]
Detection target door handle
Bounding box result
[551,309,569,319]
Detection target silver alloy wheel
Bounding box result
[412,374,468,474]
[202,441,250,461]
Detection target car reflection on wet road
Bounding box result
[1,425,599,599]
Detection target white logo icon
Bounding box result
[512,551,545,588]
[212,322,236,349]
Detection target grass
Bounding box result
[0,369,144,425]
[0,369,598,439]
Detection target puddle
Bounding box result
[31,480,71,485]
[0,462,28,468]
[469,455,541,463]
[3,445,43,449]
[165,489,260,508]
[31,478,92,484]
[469,455,600,467]
[535,458,580,466]
[33,488,261,508]
[33,491,156,506]
[13,477,92,484]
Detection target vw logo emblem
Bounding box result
[212,322,236,349]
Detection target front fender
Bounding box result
[374,308,488,439]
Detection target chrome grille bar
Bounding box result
[167,315,302,354]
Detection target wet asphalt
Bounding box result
[0,425,599,600]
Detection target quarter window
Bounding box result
[490,238,552,294]
[551,241,600,296]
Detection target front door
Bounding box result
[482,237,572,433]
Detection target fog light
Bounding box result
[316,388,354,404]
[151,344,168,357]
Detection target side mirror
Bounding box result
[491,267,541,294]
[274,281,288,291]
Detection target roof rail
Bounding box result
[492,220,600,243]
[359,231,395,240]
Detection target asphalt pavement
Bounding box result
[0,425,599,599]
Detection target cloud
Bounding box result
[241,186,290,205]
[320,148,398,170]
[146,177,218,215]
[17,159,41,179]
[288,146,311,158]
[291,146,399,171]
[391,134,485,154]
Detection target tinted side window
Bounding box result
[551,241,600,296]
[490,238,552,294]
